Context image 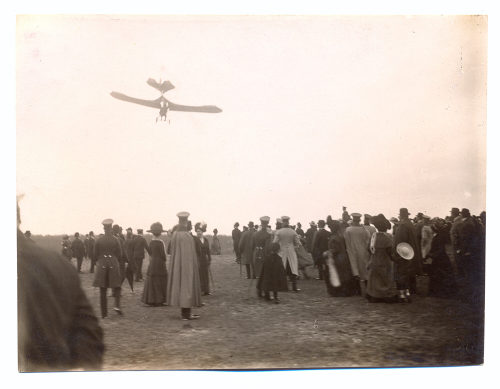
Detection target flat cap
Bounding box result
[102,218,113,226]
[260,216,270,223]
[176,211,190,218]
[281,216,290,221]
[351,213,362,218]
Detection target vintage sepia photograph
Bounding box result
[15,12,488,375]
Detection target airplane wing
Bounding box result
[110,92,162,109]
[146,79,175,94]
[166,100,222,113]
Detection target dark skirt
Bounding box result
[324,252,356,297]
[198,256,210,294]
[428,254,456,298]
[93,255,122,288]
[141,256,167,305]
[257,254,288,292]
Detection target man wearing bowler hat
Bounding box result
[167,212,203,320]
[133,228,151,281]
[273,216,301,291]
[93,219,124,318]
[239,221,257,279]
[71,232,86,273]
[311,220,330,281]
[393,208,423,301]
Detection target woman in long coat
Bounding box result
[366,214,398,303]
[324,221,356,297]
[142,222,168,306]
[210,228,222,255]
[167,212,203,320]
[194,223,212,296]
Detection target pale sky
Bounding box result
[16,15,487,235]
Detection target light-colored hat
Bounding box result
[260,216,270,223]
[102,218,113,226]
[176,211,190,218]
[351,213,362,218]
[396,242,415,260]
[309,221,316,226]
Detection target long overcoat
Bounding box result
[166,231,202,308]
[92,234,122,288]
[273,227,300,276]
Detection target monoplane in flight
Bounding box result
[110,78,222,122]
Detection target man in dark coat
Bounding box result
[94,219,124,317]
[453,208,478,284]
[311,220,330,280]
[71,232,86,273]
[232,222,242,263]
[112,224,127,284]
[253,216,273,294]
[393,208,423,299]
[295,222,305,239]
[239,221,257,279]
[17,204,104,371]
[87,231,96,273]
[133,228,151,281]
[305,221,317,253]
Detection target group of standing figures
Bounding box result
[83,212,219,321]
[232,207,485,305]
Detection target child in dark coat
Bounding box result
[257,242,288,303]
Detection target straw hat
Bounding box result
[396,242,414,260]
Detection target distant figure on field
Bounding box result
[61,235,72,260]
[133,228,151,282]
[232,222,242,263]
[71,232,86,273]
[211,228,222,255]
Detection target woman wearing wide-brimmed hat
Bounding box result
[141,222,168,306]
[366,214,398,303]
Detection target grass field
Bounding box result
[29,235,484,370]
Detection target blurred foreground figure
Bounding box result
[17,202,104,372]
[93,219,123,318]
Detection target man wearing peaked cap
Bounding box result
[239,221,257,279]
[311,220,330,281]
[273,215,302,291]
[253,217,272,295]
[167,212,203,320]
[93,218,124,318]
[344,212,371,296]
